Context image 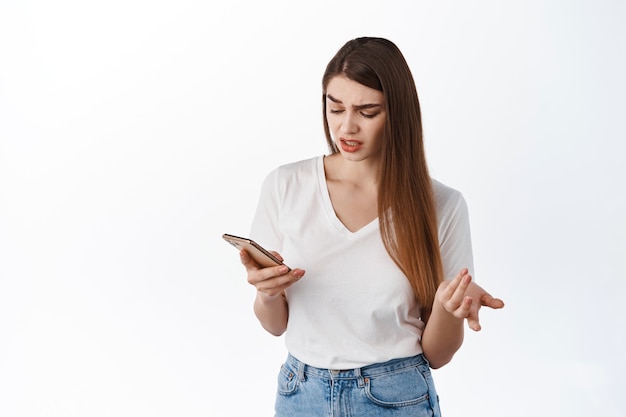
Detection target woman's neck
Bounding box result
[324,153,380,188]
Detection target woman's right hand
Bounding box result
[240,249,305,298]
[242,249,304,336]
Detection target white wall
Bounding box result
[1,1,624,416]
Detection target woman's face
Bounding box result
[325,75,386,162]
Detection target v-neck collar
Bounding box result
[316,155,379,238]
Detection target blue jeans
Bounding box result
[275,353,442,417]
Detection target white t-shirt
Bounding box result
[250,156,474,369]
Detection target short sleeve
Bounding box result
[434,181,475,280]
[249,167,284,253]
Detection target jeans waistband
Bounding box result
[286,353,429,380]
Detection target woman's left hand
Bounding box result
[463,278,505,331]
[437,268,505,331]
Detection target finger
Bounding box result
[480,293,505,309]
[446,271,472,309]
[439,268,467,299]
[270,250,284,262]
[240,249,260,270]
[467,299,483,331]
[454,295,473,319]
[254,269,305,294]
[455,267,469,282]
[467,315,482,332]
[248,264,292,285]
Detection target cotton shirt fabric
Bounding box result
[250,156,473,370]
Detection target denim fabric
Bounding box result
[275,354,441,417]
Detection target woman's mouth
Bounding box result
[340,138,363,153]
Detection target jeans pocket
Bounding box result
[276,363,300,396]
[364,366,431,408]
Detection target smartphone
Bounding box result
[222,233,290,270]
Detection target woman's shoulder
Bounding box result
[267,155,323,179]
[431,178,468,212]
[260,155,324,191]
[278,155,321,172]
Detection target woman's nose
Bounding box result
[340,112,358,134]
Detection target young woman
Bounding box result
[240,37,504,417]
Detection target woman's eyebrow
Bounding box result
[326,94,343,104]
[326,94,382,110]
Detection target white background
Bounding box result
[1,1,625,416]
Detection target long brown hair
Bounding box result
[322,37,443,312]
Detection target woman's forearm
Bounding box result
[253,291,289,336]
[421,300,465,369]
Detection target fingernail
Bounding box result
[278,266,289,274]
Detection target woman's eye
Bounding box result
[361,112,379,119]
[329,109,343,114]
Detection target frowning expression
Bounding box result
[325,75,386,162]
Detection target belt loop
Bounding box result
[296,357,306,382]
[355,367,365,387]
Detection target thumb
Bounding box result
[480,293,505,309]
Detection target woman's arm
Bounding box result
[241,249,305,336]
[253,291,289,336]
[421,269,505,369]
[421,269,471,368]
